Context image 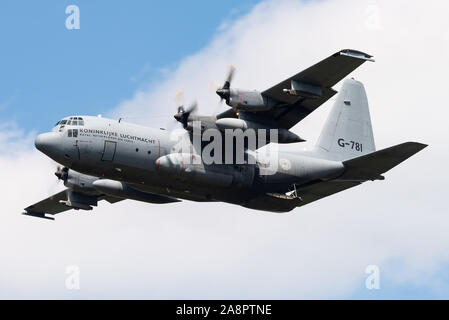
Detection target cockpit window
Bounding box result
[54,121,60,126]
[63,117,84,126]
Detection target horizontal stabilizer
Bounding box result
[338,142,427,181]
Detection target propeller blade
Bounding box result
[173,95,199,129]
[164,118,181,132]
[223,64,236,89]
[47,178,62,196]
[185,100,198,115]
[174,90,184,113]
[209,78,220,93]
[216,65,236,102]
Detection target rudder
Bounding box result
[315,78,375,160]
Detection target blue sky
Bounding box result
[0,0,257,132]
[0,0,448,300]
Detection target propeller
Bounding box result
[47,164,68,196]
[173,90,198,129]
[216,65,236,104]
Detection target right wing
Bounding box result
[23,190,71,220]
[23,189,123,220]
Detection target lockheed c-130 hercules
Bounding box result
[24,49,427,220]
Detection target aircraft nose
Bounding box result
[35,132,61,155]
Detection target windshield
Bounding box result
[53,117,84,132]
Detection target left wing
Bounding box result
[262,49,374,104]
[263,49,374,129]
[218,49,374,129]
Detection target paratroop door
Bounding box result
[102,141,117,161]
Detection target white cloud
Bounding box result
[1,0,449,298]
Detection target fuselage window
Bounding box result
[73,129,78,137]
[68,129,72,137]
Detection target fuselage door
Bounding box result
[102,141,117,161]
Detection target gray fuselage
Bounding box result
[35,115,344,210]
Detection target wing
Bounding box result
[218,49,374,129]
[23,190,71,220]
[262,49,374,103]
[23,189,123,220]
[263,49,374,129]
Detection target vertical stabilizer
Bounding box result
[315,78,375,160]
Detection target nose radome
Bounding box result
[35,132,61,155]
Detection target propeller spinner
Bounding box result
[55,166,68,181]
[173,91,198,129]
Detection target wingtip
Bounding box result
[339,49,375,62]
[408,141,428,149]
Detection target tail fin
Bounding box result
[315,78,375,160]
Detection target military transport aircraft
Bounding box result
[24,49,427,220]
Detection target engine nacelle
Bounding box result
[228,89,276,111]
[63,169,98,191]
